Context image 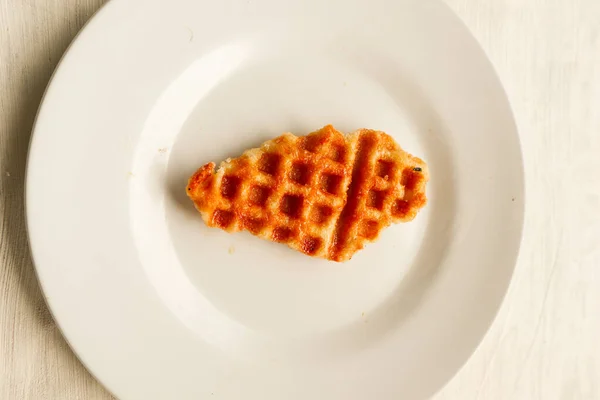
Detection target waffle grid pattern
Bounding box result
[187,125,428,261]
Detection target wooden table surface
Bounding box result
[1,0,599,398]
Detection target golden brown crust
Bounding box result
[186,125,429,262]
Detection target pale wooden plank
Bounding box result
[0,1,113,398]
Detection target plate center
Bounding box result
[131,48,454,339]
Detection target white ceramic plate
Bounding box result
[26,0,524,398]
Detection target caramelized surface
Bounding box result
[186,125,429,262]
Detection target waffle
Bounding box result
[186,125,429,262]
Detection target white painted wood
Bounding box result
[0,0,598,399]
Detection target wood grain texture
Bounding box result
[437,1,600,399]
[1,0,599,399]
[1,2,113,399]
